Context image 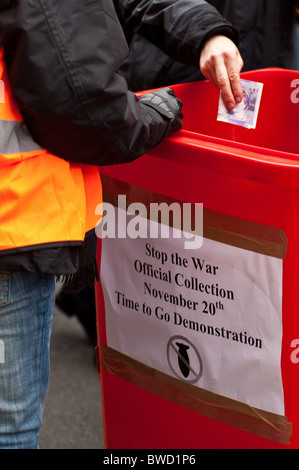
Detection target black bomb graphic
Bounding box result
[176,342,190,378]
[167,335,203,384]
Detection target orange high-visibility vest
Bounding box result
[0,50,102,254]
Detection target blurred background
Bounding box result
[39,282,104,450]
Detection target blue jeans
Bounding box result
[0,271,55,449]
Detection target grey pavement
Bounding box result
[39,285,105,450]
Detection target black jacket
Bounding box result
[120,0,298,91]
[0,0,238,166]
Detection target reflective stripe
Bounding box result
[0,120,43,154]
[0,51,102,255]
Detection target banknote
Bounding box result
[217,79,263,129]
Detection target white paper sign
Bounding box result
[101,209,284,415]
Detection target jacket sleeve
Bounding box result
[0,0,238,166]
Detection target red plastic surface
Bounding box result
[96,69,299,449]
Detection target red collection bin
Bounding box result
[95,68,299,449]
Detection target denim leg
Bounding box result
[0,271,55,449]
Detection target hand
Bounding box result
[199,35,244,110]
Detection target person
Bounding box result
[119,0,299,91]
[0,0,243,448]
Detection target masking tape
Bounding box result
[100,344,292,445]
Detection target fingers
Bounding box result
[221,50,244,108]
[199,35,244,110]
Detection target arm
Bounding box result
[0,0,182,166]
[0,0,241,169]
